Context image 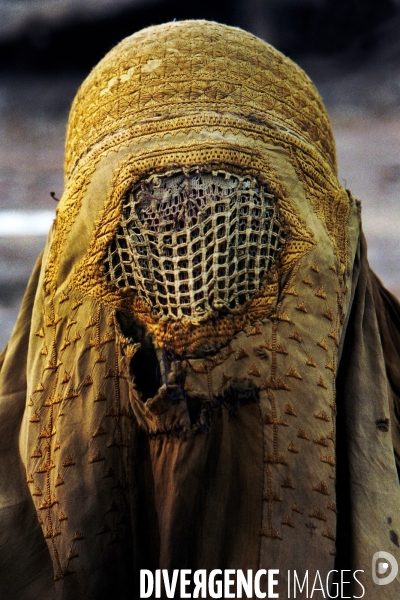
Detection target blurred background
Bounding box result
[1,0,400,349]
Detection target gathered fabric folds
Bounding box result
[0,20,400,600]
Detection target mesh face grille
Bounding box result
[104,169,285,319]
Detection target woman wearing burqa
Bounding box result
[0,20,399,600]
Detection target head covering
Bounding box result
[0,20,400,600]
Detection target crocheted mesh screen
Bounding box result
[104,169,285,319]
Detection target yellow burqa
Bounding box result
[0,20,400,600]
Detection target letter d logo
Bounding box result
[372,551,398,585]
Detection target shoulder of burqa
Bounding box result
[0,19,400,600]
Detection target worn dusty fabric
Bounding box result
[0,19,400,600]
[333,234,400,596]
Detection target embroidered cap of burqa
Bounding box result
[1,19,400,600]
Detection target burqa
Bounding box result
[0,20,399,600]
